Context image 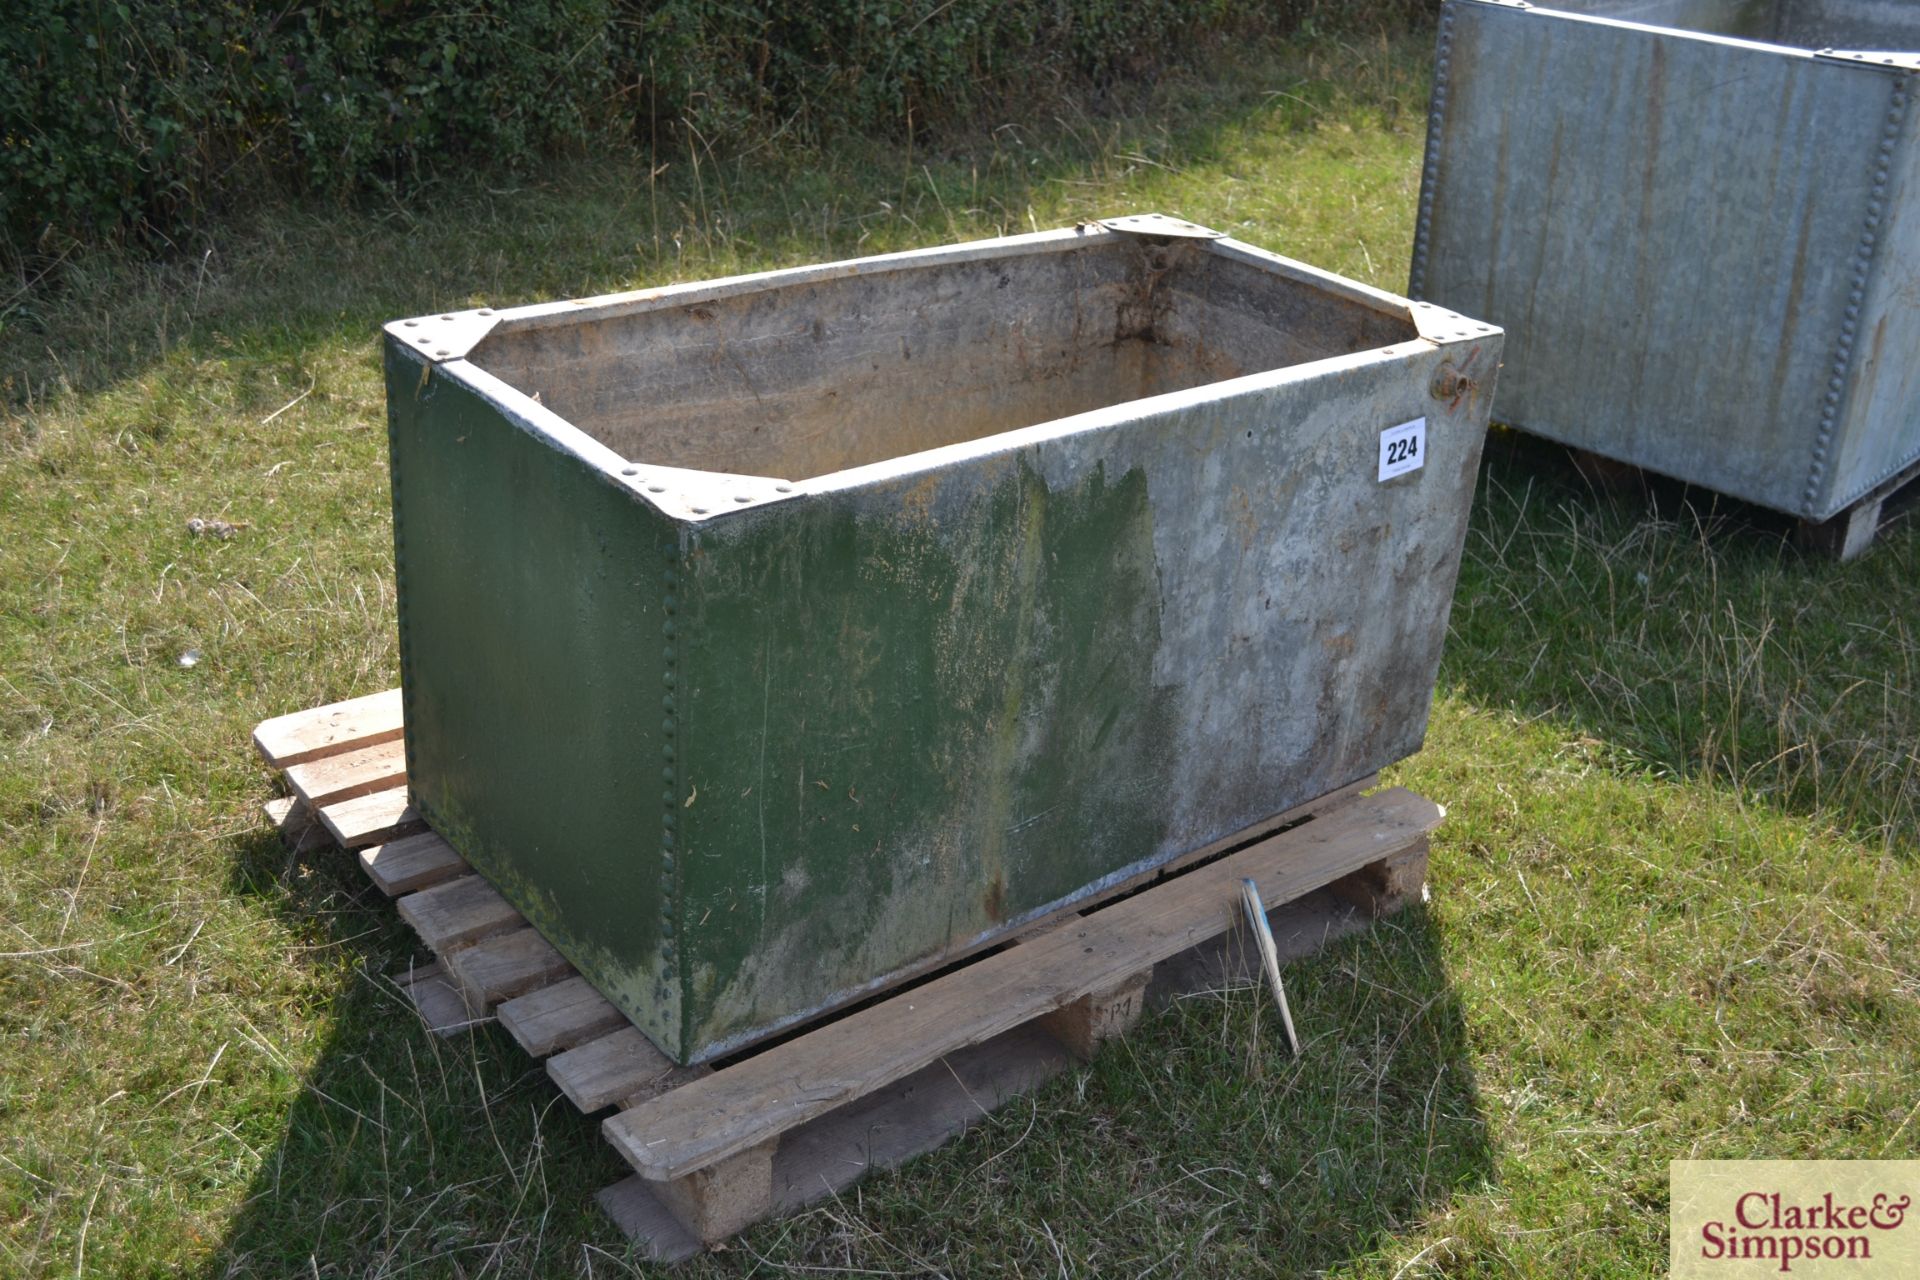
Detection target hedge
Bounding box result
[1,0,1430,259]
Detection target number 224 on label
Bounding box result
[1378,417,1426,482]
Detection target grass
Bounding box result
[3,23,1917,1279]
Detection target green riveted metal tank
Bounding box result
[383,216,1501,1065]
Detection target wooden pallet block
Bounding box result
[600,880,1389,1259]
[596,1020,1080,1261]
[1037,969,1153,1059]
[1564,442,1920,564]
[252,690,1439,1259]
[1330,835,1430,917]
[1796,453,1920,562]
[1568,446,1648,495]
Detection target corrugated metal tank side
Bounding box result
[1416,0,1916,517]
[1826,68,1920,517]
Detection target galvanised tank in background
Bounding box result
[383,217,1502,1065]
[1413,0,1920,523]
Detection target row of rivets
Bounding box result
[657,547,680,985]
[1408,7,1456,300]
[390,381,417,778]
[1804,83,1907,510]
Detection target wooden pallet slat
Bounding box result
[445,926,573,1012]
[284,738,407,808]
[319,787,422,849]
[253,687,404,767]
[550,1027,707,1114]
[768,1022,1073,1214]
[359,832,469,897]
[396,874,522,953]
[498,976,628,1058]
[605,786,1443,1184]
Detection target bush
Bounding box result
[1,0,1432,260]
[2,0,615,255]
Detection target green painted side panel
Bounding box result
[385,341,679,1047]
[676,458,1177,1054]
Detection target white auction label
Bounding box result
[1378,417,1426,481]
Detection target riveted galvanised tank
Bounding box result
[1412,0,1920,523]
[383,217,1502,1064]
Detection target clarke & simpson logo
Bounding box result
[1699,1189,1910,1269]
[1672,1162,1920,1278]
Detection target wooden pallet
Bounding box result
[255,690,1442,1260]
[1567,444,1920,562]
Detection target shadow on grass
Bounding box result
[208,815,1491,1276]
[791,895,1493,1278]
[1444,428,1920,852]
[209,826,627,1278]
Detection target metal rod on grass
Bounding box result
[1239,877,1300,1056]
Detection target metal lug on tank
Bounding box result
[1430,362,1477,402]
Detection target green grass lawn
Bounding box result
[3,27,1916,1279]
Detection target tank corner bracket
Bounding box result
[385,308,504,363]
[1098,213,1226,240]
[1408,300,1501,346]
[607,462,805,524]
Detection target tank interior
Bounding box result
[1540,0,1920,48]
[469,238,1418,482]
